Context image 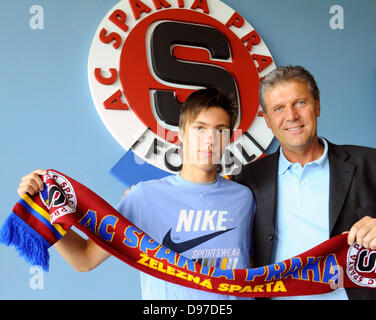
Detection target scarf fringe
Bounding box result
[0,214,50,272]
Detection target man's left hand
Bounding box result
[348,216,376,250]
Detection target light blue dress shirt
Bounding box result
[271,138,348,300]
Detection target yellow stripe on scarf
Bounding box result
[22,194,67,237]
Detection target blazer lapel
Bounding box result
[258,152,279,229]
[249,150,279,266]
[328,142,355,235]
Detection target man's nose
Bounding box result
[202,130,218,146]
[285,104,299,121]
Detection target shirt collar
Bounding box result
[174,173,220,188]
[278,138,329,175]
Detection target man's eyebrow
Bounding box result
[191,121,230,128]
[271,103,283,109]
[271,97,308,109]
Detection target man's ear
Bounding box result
[315,98,321,117]
[178,128,184,144]
[263,111,272,129]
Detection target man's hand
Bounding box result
[348,216,376,250]
[17,169,47,197]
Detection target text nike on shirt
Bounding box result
[176,209,228,232]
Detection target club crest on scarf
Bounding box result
[347,243,376,288]
[40,170,77,223]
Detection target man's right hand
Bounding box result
[16,169,111,271]
[17,169,48,197]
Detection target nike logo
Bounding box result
[162,228,235,253]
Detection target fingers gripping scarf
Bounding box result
[1,169,375,297]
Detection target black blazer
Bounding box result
[233,140,376,299]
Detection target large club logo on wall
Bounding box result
[88,0,276,180]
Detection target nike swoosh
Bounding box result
[162,228,235,253]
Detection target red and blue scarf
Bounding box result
[1,169,375,297]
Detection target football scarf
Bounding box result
[1,169,375,297]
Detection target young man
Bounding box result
[18,88,256,300]
[234,65,376,300]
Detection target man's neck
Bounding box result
[281,139,325,166]
[180,164,217,184]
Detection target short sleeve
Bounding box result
[115,182,144,227]
[246,188,256,257]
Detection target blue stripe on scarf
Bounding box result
[19,198,63,240]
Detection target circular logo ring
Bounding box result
[88,0,276,175]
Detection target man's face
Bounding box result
[180,106,231,171]
[263,80,320,153]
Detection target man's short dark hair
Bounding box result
[179,88,238,136]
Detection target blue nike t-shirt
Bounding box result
[116,174,255,300]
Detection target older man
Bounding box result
[234,65,376,300]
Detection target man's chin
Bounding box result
[281,138,318,154]
[193,162,219,172]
